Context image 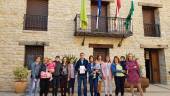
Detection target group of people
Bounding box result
[29,52,144,96]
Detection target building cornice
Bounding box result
[138,2,163,8]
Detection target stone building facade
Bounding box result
[0,0,170,91]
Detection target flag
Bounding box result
[96,0,102,29]
[80,0,87,30]
[114,0,121,30]
[125,0,134,31]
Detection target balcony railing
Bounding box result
[144,23,160,37]
[74,14,133,38]
[24,14,48,31]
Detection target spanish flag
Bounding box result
[114,0,121,30]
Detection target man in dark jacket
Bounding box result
[52,56,62,96]
[75,52,89,96]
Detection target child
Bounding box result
[47,58,55,73]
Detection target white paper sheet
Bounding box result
[80,66,85,74]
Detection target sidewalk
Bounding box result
[0,84,170,96]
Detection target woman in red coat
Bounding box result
[126,53,143,96]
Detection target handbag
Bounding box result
[40,71,51,79]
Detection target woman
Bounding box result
[39,58,51,96]
[29,56,41,96]
[111,56,126,96]
[95,55,103,96]
[88,55,98,96]
[126,53,143,96]
[60,57,68,96]
[102,56,113,96]
[68,59,76,96]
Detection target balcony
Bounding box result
[24,14,48,31]
[144,23,160,37]
[74,14,133,38]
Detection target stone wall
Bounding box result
[0,0,170,91]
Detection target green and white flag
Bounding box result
[125,0,134,31]
[80,0,88,30]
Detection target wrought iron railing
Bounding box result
[144,23,160,37]
[74,14,132,34]
[24,14,48,31]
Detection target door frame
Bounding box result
[144,48,161,83]
[24,45,44,69]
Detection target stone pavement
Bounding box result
[0,84,170,96]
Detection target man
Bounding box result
[52,56,62,96]
[75,52,89,96]
[29,56,41,96]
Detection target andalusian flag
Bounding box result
[96,0,102,29]
[80,0,87,30]
[125,0,134,31]
[114,0,121,30]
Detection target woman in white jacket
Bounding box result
[102,56,113,96]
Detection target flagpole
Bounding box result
[118,34,124,47]
[81,29,86,46]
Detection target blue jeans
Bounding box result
[89,77,98,96]
[29,78,39,96]
[78,76,87,96]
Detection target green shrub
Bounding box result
[13,66,29,81]
[64,55,78,64]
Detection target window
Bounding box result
[24,45,44,70]
[142,6,160,37]
[24,0,48,31]
[91,1,108,32]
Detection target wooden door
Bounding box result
[142,7,155,36]
[26,0,48,16]
[150,50,160,83]
[25,46,44,70]
[143,7,155,24]
[25,0,48,30]
[93,48,109,61]
[91,1,108,32]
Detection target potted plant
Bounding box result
[64,54,77,64]
[13,66,29,93]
